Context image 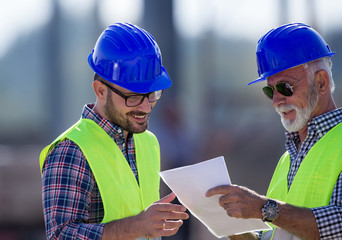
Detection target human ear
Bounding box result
[314,70,330,94]
[92,80,107,102]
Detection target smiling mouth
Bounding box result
[281,109,297,119]
[133,114,145,118]
[131,113,148,121]
[276,105,295,116]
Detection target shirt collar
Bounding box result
[285,108,342,143]
[81,103,126,140]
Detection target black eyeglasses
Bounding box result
[100,80,163,107]
[263,82,295,100]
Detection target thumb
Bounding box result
[157,192,176,203]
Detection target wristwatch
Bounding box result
[261,199,279,222]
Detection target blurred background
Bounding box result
[1,0,342,239]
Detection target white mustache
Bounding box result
[275,104,297,114]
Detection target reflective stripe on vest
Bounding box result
[264,122,342,239]
[40,118,160,224]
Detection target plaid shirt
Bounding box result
[284,108,342,239]
[41,104,137,239]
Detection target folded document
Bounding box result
[159,156,271,238]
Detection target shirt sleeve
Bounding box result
[41,139,104,239]
[312,171,342,239]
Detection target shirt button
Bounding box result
[118,129,122,133]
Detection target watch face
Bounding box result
[262,200,279,222]
[265,205,278,219]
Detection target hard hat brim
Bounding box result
[248,52,335,86]
[247,77,265,85]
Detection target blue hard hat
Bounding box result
[248,23,335,85]
[88,23,172,93]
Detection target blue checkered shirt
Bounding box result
[285,108,342,239]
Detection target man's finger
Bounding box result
[205,185,231,197]
[157,192,176,204]
[152,202,188,213]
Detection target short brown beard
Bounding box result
[104,90,149,133]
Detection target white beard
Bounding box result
[275,84,319,133]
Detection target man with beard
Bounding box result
[206,23,342,240]
[39,23,188,240]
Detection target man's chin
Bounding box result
[127,122,149,134]
[281,118,306,133]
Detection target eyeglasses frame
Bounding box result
[99,80,163,107]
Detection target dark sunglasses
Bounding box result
[263,82,294,100]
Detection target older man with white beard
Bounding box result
[205,23,342,240]
[273,57,332,136]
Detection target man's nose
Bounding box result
[272,90,286,107]
[137,96,152,112]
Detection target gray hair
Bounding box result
[303,57,335,93]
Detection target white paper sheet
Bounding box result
[159,156,271,238]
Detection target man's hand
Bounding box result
[206,184,320,240]
[206,184,267,219]
[136,192,189,238]
[229,233,259,240]
[102,192,189,240]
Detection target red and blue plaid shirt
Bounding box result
[41,104,138,239]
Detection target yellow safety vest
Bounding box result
[265,122,342,239]
[40,118,160,223]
